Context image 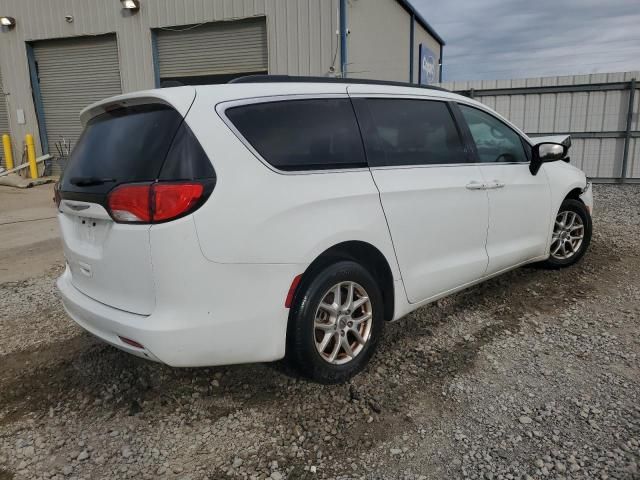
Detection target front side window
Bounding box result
[458,104,528,163]
[225,98,366,171]
[356,98,466,167]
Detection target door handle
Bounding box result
[466,181,485,190]
[485,180,505,190]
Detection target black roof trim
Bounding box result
[396,0,445,46]
[229,75,450,92]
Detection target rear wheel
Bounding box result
[541,198,592,268]
[286,261,384,384]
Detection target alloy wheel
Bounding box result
[313,281,373,365]
[550,210,584,260]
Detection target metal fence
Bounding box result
[438,71,640,182]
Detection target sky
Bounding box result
[412,0,640,82]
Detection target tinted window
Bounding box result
[226,99,366,171]
[159,122,215,181]
[458,104,528,163]
[355,99,466,167]
[61,104,214,195]
[62,105,182,194]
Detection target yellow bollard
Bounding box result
[2,134,13,170]
[25,134,38,179]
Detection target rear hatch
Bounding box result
[57,88,215,315]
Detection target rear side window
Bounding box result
[60,104,214,195]
[159,122,215,180]
[225,98,366,171]
[354,98,467,167]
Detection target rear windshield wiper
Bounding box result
[69,177,117,187]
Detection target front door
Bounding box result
[351,94,490,303]
[456,103,551,275]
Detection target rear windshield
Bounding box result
[225,98,366,171]
[60,104,185,194]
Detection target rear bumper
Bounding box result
[57,258,305,367]
[58,268,162,361]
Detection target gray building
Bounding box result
[0,0,444,168]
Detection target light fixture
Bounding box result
[120,0,140,11]
[0,16,16,29]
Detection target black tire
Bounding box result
[540,198,592,269]
[286,260,385,384]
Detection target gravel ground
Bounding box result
[0,184,639,480]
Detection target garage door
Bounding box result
[156,17,268,86]
[32,34,122,173]
[0,66,9,168]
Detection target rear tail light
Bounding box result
[107,181,208,224]
[153,183,203,222]
[109,184,151,222]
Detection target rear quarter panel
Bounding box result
[185,93,401,280]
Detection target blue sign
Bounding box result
[418,44,437,85]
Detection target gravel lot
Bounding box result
[0,184,639,480]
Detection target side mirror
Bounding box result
[530,142,568,175]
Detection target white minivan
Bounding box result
[56,76,593,383]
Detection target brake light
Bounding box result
[107,182,206,224]
[108,184,151,222]
[153,183,203,222]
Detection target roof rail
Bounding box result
[229,74,449,92]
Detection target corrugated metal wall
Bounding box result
[32,34,122,174]
[348,0,411,81]
[0,67,8,135]
[0,0,339,157]
[156,17,268,81]
[412,22,441,84]
[346,0,441,83]
[0,65,9,168]
[439,72,640,181]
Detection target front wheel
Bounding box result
[286,260,385,384]
[540,198,592,268]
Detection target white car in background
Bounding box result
[55,76,593,383]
